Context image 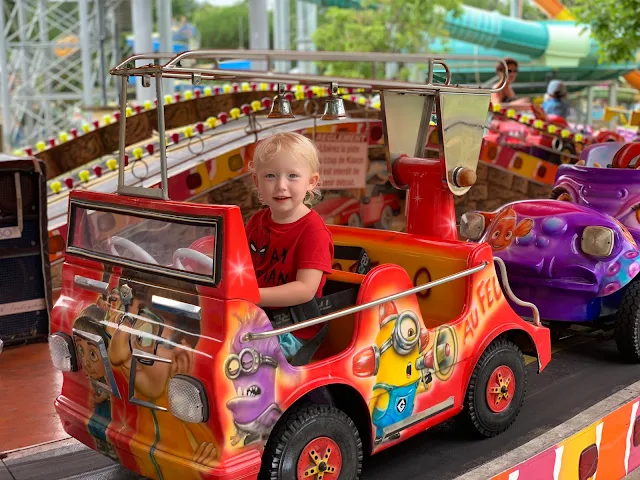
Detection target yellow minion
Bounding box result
[352,301,431,445]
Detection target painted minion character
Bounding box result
[352,301,431,445]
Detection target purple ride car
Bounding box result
[460,143,640,362]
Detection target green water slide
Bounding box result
[438,6,639,94]
[308,1,639,95]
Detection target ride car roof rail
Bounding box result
[110,49,507,201]
[110,49,508,95]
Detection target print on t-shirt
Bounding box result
[248,226,270,278]
[248,225,292,288]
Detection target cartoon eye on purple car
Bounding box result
[460,199,640,363]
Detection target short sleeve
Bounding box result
[296,227,334,274]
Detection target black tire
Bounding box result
[615,280,640,362]
[260,404,363,480]
[460,338,526,437]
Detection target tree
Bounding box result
[463,0,547,20]
[572,0,640,63]
[193,3,251,49]
[312,0,462,79]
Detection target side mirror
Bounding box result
[459,212,486,241]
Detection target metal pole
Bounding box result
[155,72,169,199]
[243,262,489,341]
[586,86,594,127]
[131,0,154,103]
[608,80,618,130]
[0,3,12,150]
[16,0,33,137]
[118,76,127,189]
[248,0,269,70]
[307,1,318,75]
[38,0,53,140]
[97,0,108,106]
[113,12,122,105]
[274,0,291,72]
[296,0,306,73]
[79,0,93,107]
[156,0,174,94]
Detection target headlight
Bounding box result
[581,226,614,257]
[168,375,209,423]
[49,332,78,372]
[460,212,486,241]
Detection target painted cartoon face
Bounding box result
[225,346,278,424]
[76,337,106,379]
[248,226,270,266]
[485,207,534,251]
[109,306,193,401]
[357,302,428,386]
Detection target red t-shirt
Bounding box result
[245,208,334,340]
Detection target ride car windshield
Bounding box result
[67,202,219,282]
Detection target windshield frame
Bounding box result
[66,198,223,286]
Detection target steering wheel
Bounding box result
[612,143,640,169]
[110,236,158,264]
[173,248,214,274]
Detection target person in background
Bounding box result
[542,80,571,119]
[492,58,528,107]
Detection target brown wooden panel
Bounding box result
[33,93,371,179]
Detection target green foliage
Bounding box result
[313,0,461,78]
[170,0,200,21]
[193,3,252,49]
[463,0,547,20]
[572,0,640,64]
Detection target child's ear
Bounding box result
[252,173,259,189]
[308,172,320,190]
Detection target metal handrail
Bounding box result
[110,49,508,95]
[241,261,489,342]
[493,257,541,326]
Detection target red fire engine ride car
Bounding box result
[48,50,551,480]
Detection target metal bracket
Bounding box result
[151,295,201,321]
[74,275,109,296]
[72,328,121,399]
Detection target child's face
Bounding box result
[253,150,319,219]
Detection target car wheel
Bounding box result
[260,404,363,480]
[615,280,640,362]
[348,213,363,228]
[460,338,526,437]
[375,205,394,230]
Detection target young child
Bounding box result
[245,131,334,361]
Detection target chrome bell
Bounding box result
[321,95,347,121]
[268,87,294,119]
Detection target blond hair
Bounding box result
[250,131,322,206]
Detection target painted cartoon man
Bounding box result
[108,281,218,480]
[224,309,286,447]
[72,304,118,460]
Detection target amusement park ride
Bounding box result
[0,48,633,480]
[46,50,555,480]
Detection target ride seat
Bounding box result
[612,142,640,169]
[266,245,371,366]
[578,142,626,168]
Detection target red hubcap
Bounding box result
[486,365,515,413]
[297,436,342,480]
